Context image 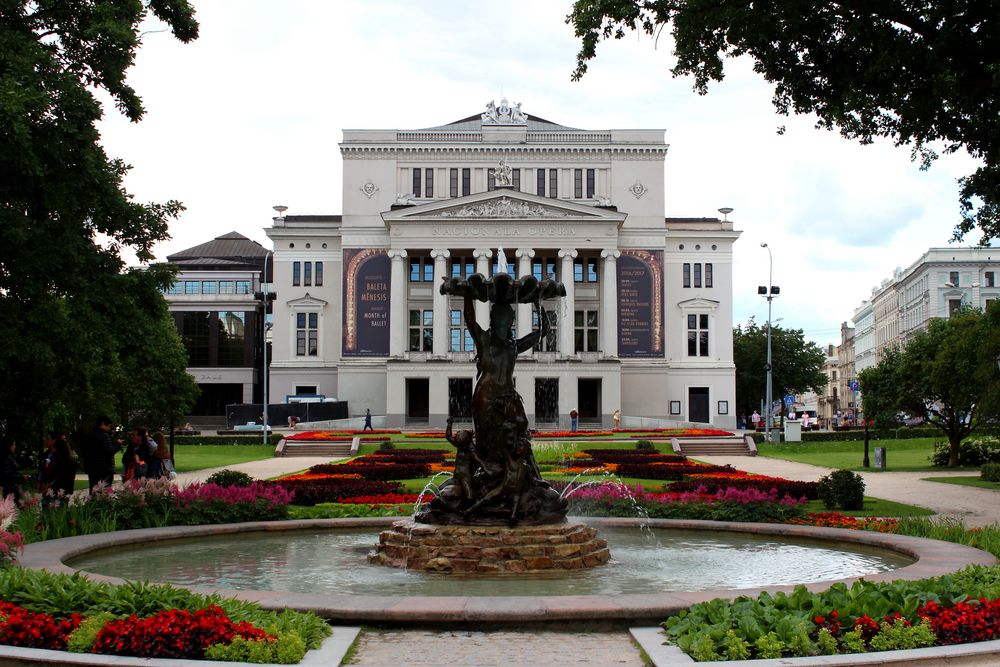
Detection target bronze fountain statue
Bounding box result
[415,270,569,525]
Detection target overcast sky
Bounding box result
[96,0,990,348]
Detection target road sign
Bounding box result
[849,381,860,392]
[783,395,794,406]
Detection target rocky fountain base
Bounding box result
[368,520,611,573]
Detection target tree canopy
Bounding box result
[859,303,1000,466]
[0,1,200,446]
[568,0,1000,244]
[732,319,827,418]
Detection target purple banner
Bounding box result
[342,249,390,357]
[617,249,664,358]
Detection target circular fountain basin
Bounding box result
[22,517,995,624]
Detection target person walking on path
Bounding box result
[612,409,621,430]
[363,409,373,431]
[83,416,120,492]
[751,410,761,430]
[569,409,578,432]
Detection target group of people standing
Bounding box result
[1,431,79,506]
[82,417,172,491]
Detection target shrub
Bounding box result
[982,462,1000,482]
[66,612,119,653]
[205,469,255,487]
[818,469,865,510]
[932,436,1000,467]
[378,440,396,451]
[635,439,656,451]
[205,633,307,664]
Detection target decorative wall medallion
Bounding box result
[629,181,648,199]
[481,97,528,125]
[360,181,379,198]
[438,196,568,218]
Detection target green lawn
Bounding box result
[757,437,978,472]
[171,445,276,473]
[922,476,1000,492]
[802,497,933,517]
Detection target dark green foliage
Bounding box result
[205,470,255,487]
[0,1,200,445]
[635,439,655,451]
[982,462,1000,482]
[378,440,396,451]
[568,0,1000,244]
[173,435,284,447]
[731,319,827,418]
[932,437,1000,468]
[817,469,865,510]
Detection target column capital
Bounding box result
[601,249,621,260]
[515,248,535,260]
[558,248,578,260]
[388,249,408,260]
[473,248,493,260]
[430,248,451,260]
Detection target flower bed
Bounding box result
[309,461,430,480]
[583,449,688,464]
[268,478,403,505]
[669,475,820,500]
[371,449,448,463]
[285,431,391,442]
[787,511,899,532]
[614,462,737,480]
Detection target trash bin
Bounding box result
[874,447,887,470]
[784,420,802,442]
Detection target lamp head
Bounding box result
[718,207,733,220]
[771,286,781,295]
[272,205,288,215]
[760,242,768,248]
[757,286,768,295]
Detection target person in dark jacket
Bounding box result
[40,432,77,499]
[83,416,120,492]
[0,436,24,505]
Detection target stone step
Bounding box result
[278,442,354,457]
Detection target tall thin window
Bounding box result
[694,263,702,288]
[682,263,691,288]
[574,258,597,283]
[409,256,433,282]
[549,169,558,198]
[296,312,318,357]
[425,168,434,198]
[586,169,595,198]
[315,261,323,286]
[986,271,995,287]
[292,261,301,286]
[705,263,713,288]
[412,168,421,197]
[449,309,473,352]
[949,270,959,285]
[303,261,312,287]
[532,309,558,351]
[536,168,546,196]
[461,168,471,195]
[574,169,583,198]
[574,310,598,352]
[487,169,496,191]
[687,314,709,357]
[409,309,433,352]
[450,168,458,197]
[532,258,556,281]
[512,168,520,191]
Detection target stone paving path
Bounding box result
[346,629,645,666]
[172,455,338,484]
[694,455,1000,527]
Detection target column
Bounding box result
[601,249,620,358]
[473,248,492,329]
[558,248,577,356]
[431,249,450,356]
[388,249,408,356]
[516,248,535,343]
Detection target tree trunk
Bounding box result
[949,431,961,467]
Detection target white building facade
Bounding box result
[265,102,740,428]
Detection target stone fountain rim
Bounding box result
[20,517,996,624]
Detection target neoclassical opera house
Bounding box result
[264,99,740,429]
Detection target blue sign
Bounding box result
[783,395,795,406]
[849,381,860,392]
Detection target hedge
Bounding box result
[170,434,283,446]
[669,477,819,499]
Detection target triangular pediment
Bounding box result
[677,297,720,311]
[381,189,626,224]
[286,293,328,308]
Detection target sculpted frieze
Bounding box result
[438,197,568,219]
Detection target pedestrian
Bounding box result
[612,409,621,430]
[363,409,373,432]
[39,432,77,498]
[801,412,810,429]
[82,416,120,492]
[0,436,24,505]
[736,414,746,430]
[569,409,578,432]
[122,427,149,482]
[147,431,170,479]
[751,410,761,430]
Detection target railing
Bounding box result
[527,132,612,143]
[396,132,482,142]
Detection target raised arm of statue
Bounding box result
[464,291,484,344]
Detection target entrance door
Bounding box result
[448,378,473,420]
[688,387,710,423]
[534,378,559,425]
[406,378,429,423]
[578,378,602,423]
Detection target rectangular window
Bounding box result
[986,271,995,287]
[586,169,595,198]
[292,261,301,286]
[184,281,200,295]
[574,258,597,283]
[167,282,182,295]
[683,263,691,288]
[303,261,312,287]
[449,309,473,352]
[948,299,962,316]
[217,311,247,366]
[487,168,496,191]
[705,263,713,288]
[462,168,471,195]
[687,313,709,357]
[532,309,558,352]
[218,281,234,295]
[315,261,323,286]
[536,168,546,196]
[512,168,520,191]
[949,270,959,286]
[549,169,558,198]
[532,258,557,282]
[409,256,433,282]
[235,280,251,294]
[425,168,434,198]
[296,312,319,357]
[491,253,514,277]
[294,385,318,396]
[450,168,458,197]
[574,309,599,352]
[412,168,421,198]
[408,309,433,352]
[574,169,583,198]
[694,263,702,288]
[450,257,473,279]
[201,281,217,295]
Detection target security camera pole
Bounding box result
[759,243,779,443]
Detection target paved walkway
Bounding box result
[695,455,1000,527]
[173,455,338,484]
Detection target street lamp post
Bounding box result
[758,243,780,442]
[261,249,273,446]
